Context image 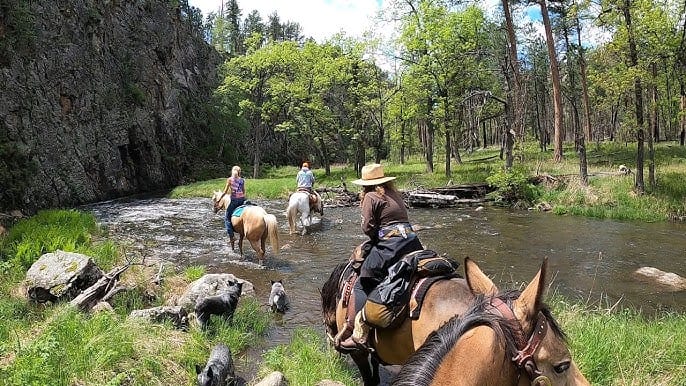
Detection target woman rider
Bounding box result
[217,165,246,249]
[337,163,423,349]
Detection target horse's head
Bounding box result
[509,258,590,385]
[211,191,227,213]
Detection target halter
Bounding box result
[488,298,551,386]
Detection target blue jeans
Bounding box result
[224,197,246,237]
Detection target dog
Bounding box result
[196,343,235,386]
[268,280,288,313]
[194,281,243,329]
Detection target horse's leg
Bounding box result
[248,238,264,264]
[350,351,377,386]
[238,234,244,256]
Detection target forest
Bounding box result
[183,0,686,197]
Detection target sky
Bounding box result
[188,0,387,42]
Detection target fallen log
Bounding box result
[70,263,132,312]
[408,192,486,208]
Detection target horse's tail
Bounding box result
[264,213,280,256]
[321,261,348,329]
[286,201,297,232]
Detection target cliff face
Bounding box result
[0,0,220,212]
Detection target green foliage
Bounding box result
[551,298,686,385]
[486,167,539,207]
[0,210,117,270]
[183,265,205,282]
[261,328,358,385]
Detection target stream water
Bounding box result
[82,196,686,383]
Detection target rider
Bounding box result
[337,163,423,350]
[218,165,246,248]
[296,161,315,193]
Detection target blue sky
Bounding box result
[188,0,386,42]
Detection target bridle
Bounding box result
[488,298,551,386]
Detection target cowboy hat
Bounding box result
[352,163,396,186]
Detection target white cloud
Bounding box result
[188,0,385,42]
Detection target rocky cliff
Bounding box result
[0,0,220,213]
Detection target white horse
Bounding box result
[286,190,323,235]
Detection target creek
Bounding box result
[82,196,686,382]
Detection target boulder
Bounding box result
[634,267,686,291]
[128,305,188,329]
[25,250,103,303]
[176,273,254,312]
[254,371,287,386]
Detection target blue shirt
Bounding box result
[296,167,315,189]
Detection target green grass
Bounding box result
[0,209,271,386]
[551,298,686,385]
[260,328,359,385]
[172,142,686,222]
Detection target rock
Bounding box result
[254,371,288,386]
[25,250,103,303]
[92,301,115,313]
[634,267,686,291]
[128,306,188,329]
[176,274,254,312]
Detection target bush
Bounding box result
[485,167,539,207]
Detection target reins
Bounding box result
[488,298,551,386]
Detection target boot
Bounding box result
[338,311,370,350]
[351,310,371,346]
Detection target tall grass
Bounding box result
[0,209,117,270]
[261,328,359,385]
[0,210,271,386]
[551,298,686,385]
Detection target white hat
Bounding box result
[352,163,396,186]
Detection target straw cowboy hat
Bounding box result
[352,163,397,186]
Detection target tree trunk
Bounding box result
[501,0,525,146]
[540,0,564,162]
[648,62,657,189]
[576,15,593,143]
[445,129,452,178]
[622,0,645,194]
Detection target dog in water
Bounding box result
[196,343,235,386]
[195,281,243,329]
[268,280,288,313]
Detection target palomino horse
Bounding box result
[211,192,279,264]
[321,254,589,386]
[392,258,589,386]
[321,249,478,385]
[286,190,323,235]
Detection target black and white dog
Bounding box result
[268,280,288,313]
[196,343,235,386]
[194,281,243,329]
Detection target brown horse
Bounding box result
[322,251,490,385]
[392,258,590,385]
[212,192,279,264]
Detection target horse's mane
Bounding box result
[392,290,566,386]
[320,261,348,324]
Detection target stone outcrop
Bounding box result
[0,0,220,212]
[25,250,104,302]
[175,273,254,313]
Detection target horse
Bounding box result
[321,249,486,385]
[286,190,323,235]
[392,258,589,386]
[211,192,279,264]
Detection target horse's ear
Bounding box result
[464,257,498,296]
[513,257,548,328]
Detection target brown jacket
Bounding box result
[360,189,409,239]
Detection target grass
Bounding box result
[551,298,686,385]
[260,328,359,385]
[171,142,686,222]
[0,210,271,386]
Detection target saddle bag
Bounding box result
[363,250,459,329]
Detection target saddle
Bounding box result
[337,249,459,350]
[296,188,321,215]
